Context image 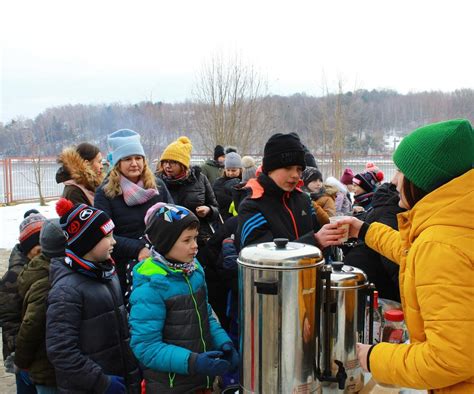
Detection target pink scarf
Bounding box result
[120,176,159,206]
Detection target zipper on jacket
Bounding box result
[184,275,211,389]
[168,372,175,387]
[282,192,299,238]
[105,281,129,385]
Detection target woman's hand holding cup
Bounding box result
[335,216,364,239]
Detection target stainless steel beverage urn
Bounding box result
[318,262,369,393]
[238,239,325,394]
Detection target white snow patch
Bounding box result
[0,200,59,250]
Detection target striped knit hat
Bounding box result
[19,213,46,255]
[56,198,115,257]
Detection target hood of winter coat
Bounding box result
[55,147,103,190]
[371,182,400,209]
[49,257,74,287]
[309,184,338,201]
[17,253,51,298]
[399,169,474,243]
[8,244,29,270]
[204,159,223,169]
[231,181,251,211]
[322,184,338,197]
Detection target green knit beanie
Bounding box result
[393,119,473,193]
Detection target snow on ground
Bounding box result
[0,200,59,249]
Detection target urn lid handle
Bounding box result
[273,238,289,249]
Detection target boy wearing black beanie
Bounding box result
[129,202,238,392]
[236,133,346,250]
[201,145,225,185]
[45,199,140,393]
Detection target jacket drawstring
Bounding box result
[168,372,176,388]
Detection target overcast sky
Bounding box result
[1,0,472,123]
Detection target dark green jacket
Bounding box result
[15,253,56,386]
[200,159,224,185]
[0,244,28,367]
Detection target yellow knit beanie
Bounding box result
[160,136,193,168]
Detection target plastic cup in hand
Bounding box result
[329,216,351,243]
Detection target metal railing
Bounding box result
[1,157,64,204]
[1,155,397,204]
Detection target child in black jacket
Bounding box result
[46,199,140,393]
[236,133,345,250]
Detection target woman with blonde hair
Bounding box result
[95,129,172,294]
[340,119,474,393]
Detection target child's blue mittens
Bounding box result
[193,351,230,376]
[105,375,126,394]
[221,342,239,372]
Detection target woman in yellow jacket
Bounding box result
[342,119,474,393]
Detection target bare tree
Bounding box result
[192,53,271,154]
[331,80,345,177]
[7,117,48,205]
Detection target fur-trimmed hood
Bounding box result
[55,147,103,191]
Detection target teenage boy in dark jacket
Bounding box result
[236,133,345,250]
[46,199,140,393]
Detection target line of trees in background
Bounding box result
[1,61,473,160]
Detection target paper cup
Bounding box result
[329,215,350,243]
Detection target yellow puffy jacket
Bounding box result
[365,169,474,393]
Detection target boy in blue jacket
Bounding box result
[129,203,238,393]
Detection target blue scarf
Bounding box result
[64,249,116,280]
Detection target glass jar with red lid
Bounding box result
[382,309,405,344]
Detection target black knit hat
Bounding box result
[353,171,383,193]
[262,133,306,174]
[145,203,200,256]
[214,145,225,161]
[56,198,115,257]
[302,167,323,187]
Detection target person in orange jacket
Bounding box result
[340,119,473,393]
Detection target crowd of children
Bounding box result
[0,118,472,393]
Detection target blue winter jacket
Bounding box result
[129,256,230,392]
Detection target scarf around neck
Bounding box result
[354,191,374,208]
[162,170,189,184]
[64,250,116,280]
[151,248,196,276]
[120,175,159,206]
